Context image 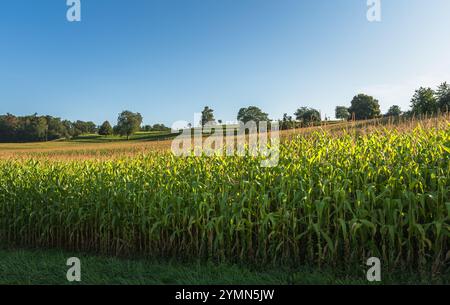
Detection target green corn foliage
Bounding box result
[0,126,448,271]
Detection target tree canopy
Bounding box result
[201,106,215,127]
[335,106,350,120]
[294,107,321,124]
[237,106,269,124]
[348,94,381,120]
[142,124,171,132]
[0,113,85,142]
[98,121,113,136]
[410,87,438,115]
[115,111,143,140]
[73,120,97,135]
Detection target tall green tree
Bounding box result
[335,106,350,120]
[237,106,269,124]
[201,106,215,127]
[436,82,450,112]
[294,107,321,125]
[410,87,438,115]
[98,121,113,136]
[348,94,381,120]
[116,111,143,140]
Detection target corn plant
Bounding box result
[0,125,448,272]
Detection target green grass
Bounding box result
[0,247,445,285]
[71,131,179,143]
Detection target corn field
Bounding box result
[0,125,449,272]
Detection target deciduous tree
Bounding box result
[116,111,143,140]
[348,94,381,120]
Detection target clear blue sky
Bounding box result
[1,0,450,126]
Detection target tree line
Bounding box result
[0,114,97,142]
[0,111,170,143]
[334,82,450,121]
[199,81,450,130]
[2,82,449,142]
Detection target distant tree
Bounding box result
[0,113,137,142]
[62,120,76,139]
[98,121,113,136]
[281,113,294,130]
[0,113,77,142]
[73,121,84,135]
[237,106,269,124]
[116,111,143,140]
[86,121,98,134]
[26,116,48,141]
[218,119,223,124]
[73,120,97,135]
[142,124,170,132]
[0,113,19,141]
[410,87,438,115]
[294,107,321,125]
[201,106,215,127]
[386,105,402,117]
[142,125,152,132]
[348,94,381,120]
[45,116,69,140]
[335,106,350,120]
[436,82,450,112]
[152,124,171,132]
